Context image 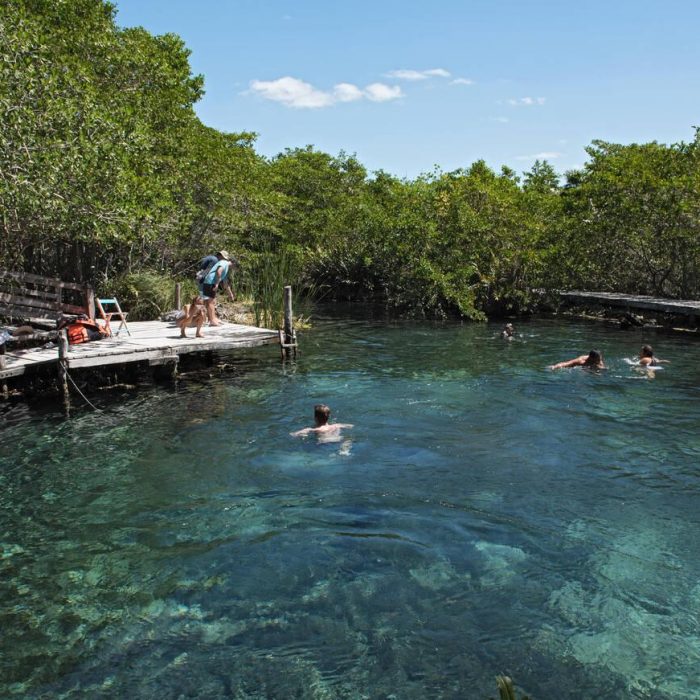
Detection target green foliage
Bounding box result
[559,133,700,298]
[104,271,180,321]
[1,0,698,322]
[239,235,310,329]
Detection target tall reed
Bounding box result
[240,237,311,329]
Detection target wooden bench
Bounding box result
[0,269,95,324]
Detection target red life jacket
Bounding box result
[66,319,106,345]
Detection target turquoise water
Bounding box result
[1,313,699,699]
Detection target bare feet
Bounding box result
[196,333,204,338]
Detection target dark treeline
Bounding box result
[2,0,699,319]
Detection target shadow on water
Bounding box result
[1,311,700,698]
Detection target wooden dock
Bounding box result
[0,319,279,381]
[559,291,700,317]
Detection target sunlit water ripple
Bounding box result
[1,311,699,698]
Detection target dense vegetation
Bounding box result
[2,0,699,320]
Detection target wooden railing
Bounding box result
[0,269,94,322]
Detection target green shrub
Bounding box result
[101,271,194,321]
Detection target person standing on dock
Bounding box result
[196,253,218,286]
[201,250,236,326]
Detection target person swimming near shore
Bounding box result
[501,323,515,339]
[550,349,606,370]
[638,344,669,367]
[291,404,353,439]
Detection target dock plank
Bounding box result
[560,291,700,315]
[0,319,279,380]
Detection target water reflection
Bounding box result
[1,314,699,698]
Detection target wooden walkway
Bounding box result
[560,291,700,316]
[0,320,279,381]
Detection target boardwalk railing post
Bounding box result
[85,284,95,320]
[283,285,296,359]
[58,329,70,413]
[175,283,182,310]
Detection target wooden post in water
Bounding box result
[175,283,182,310]
[0,342,7,398]
[58,329,70,412]
[282,285,296,359]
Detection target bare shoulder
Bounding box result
[318,423,353,432]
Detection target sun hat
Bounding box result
[218,250,231,261]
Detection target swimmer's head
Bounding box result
[640,344,654,358]
[314,404,331,426]
[585,349,603,366]
[503,323,514,336]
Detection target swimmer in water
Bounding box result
[638,344,669,367]
[501,323,515,339]
[291,404,353,438]
[550,349,605,370]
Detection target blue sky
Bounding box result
[114,0,700,179]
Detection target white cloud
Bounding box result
[424,68,451,78]
[451,78,474,85]
[333,83,364,103]
[249,77,403,108]
[515,151,562,160]
[385,68,451,80]
[364,82,404,102]
[508,97,546,106]
[249,77,333,108]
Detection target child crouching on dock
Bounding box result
[177,296,207,338]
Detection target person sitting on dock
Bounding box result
[201,250,236,327]
[501,323,515,339]
[638,344,669,367]
[550,349,606,370]
[291,404,353,438]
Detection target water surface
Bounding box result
[1,313,699,698]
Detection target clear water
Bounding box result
[1,312,699,699]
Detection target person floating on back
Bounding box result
[550,349,606,370]
[638,344,669,367]
[291,404,353,438]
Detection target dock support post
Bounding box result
[0,343,7,398]
[283,285,296,359]
[58,329,70,413]
[175,283,182,311]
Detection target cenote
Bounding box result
[1,311,699,699]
